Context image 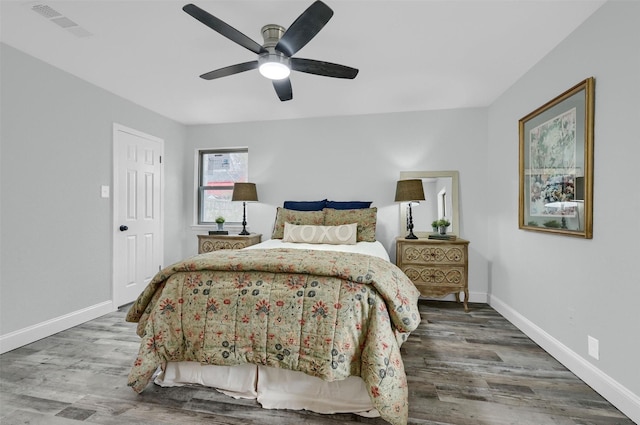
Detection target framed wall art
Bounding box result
[519,77,594,238]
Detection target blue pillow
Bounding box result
[283,199,327,211]
[326,200,372,210]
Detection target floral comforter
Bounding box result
[126,248,420,425]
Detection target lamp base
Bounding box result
[405,204,418,239]
[238,201,250,235]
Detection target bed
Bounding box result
[126,203,421,425]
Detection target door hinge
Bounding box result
[159,155,162,163]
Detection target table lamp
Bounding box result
[231,182,258,235]
[395,179,425,239]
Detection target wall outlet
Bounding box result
[588,335,599,360]
[101,185,110,198]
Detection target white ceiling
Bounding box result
[1,0,606,125]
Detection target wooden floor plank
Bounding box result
[0,301,634,425]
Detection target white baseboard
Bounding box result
[489,295,640,424]
[0,301,114,354]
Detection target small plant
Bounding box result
[215,216,225,224]
[436,218,451,235]
[437,218,450,227]
[431,220,439,229]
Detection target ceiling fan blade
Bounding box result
[275,1,333,57]
[183,4,266,55]
[272,78,293,101]
[291,58,358,79]
[200,61,259,80]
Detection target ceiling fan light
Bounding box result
[259,62,290,80]
[258,52,291,80]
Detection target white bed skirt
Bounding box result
[155,362,379,418]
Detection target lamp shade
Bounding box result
[394,179,425,202]
[232,182,258,202]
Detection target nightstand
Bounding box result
[198,233,262,253]
[396,237,470,311]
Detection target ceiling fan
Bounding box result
[183,1,359,101]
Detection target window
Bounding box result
[197,148,248,224]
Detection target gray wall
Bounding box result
[0,43,187,335]
[487,0,640,409]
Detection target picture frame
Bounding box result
[519,77,594,238]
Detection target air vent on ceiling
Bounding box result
[28,2,93,38]
[31,4,61,19]
[51,16,78,29]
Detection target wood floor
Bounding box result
[0,301,634,425]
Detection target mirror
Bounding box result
[399,170,460,237]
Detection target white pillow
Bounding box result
[283,222,357,245]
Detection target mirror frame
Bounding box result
[399,170,460,237]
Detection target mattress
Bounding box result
[245,238,391,261]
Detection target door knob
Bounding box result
[119,225,128,231]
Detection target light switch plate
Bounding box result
[101,185,110,198]
[588,335,599,360]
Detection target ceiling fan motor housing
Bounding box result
[258,24,291,79]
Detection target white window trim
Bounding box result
[192,146,249,227]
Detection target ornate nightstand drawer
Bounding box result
[198,234,262,253]
[400,266,465,286]
[400,245,466,265]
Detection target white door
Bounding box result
[113,124,164,308]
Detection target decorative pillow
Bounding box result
[271,207,326,239]
[283,199,327,211]
[323,207,377,242]
[283,223,357,245]
[325,200,372,210]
